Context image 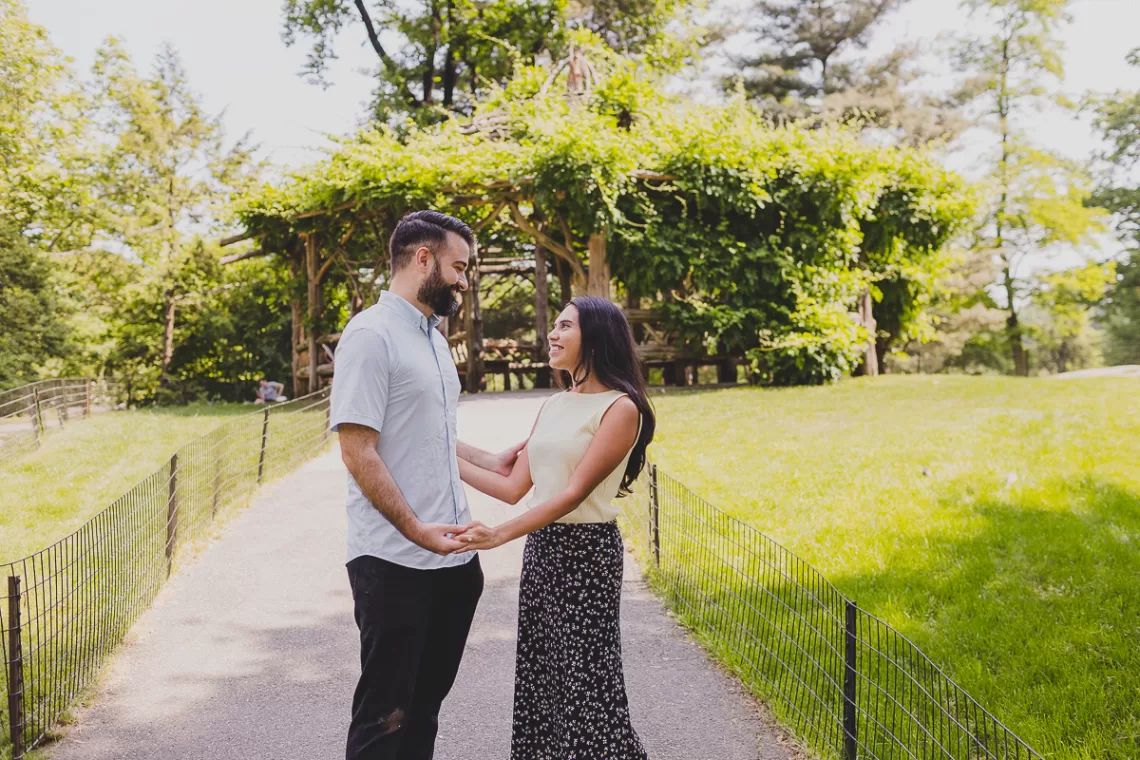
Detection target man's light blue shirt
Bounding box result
[329,291,472,570]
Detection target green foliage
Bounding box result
[1027,260,1116,372]
[953,0,1106,375]
[0,222,68,389]
[1103,255,1140,365]
[1091,47,1140,365]
[235,48,972,385]
[279,0,691,125]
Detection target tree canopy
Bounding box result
[233,34,973,384]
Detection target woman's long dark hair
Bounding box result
[555,296,656,496]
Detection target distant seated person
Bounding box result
[255,379,287,404]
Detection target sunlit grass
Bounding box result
[0,404,249,563]
[646,375,1140,760]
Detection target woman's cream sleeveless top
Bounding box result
[527,389,637,524]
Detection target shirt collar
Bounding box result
[379,291,441,336]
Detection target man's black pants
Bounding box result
[346,554,484,760]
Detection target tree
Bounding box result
[953,0,1105,376]
[80,40,260,398]
[0,222,69,389]
[0,0,97,251]
[280,0,690,125]
[1027,260,1115,372]
[730,0,963,145]
[1091,48,1140,365]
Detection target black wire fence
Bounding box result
[0,379,122,466]
[1,389,332,758]
[618,464,1043,760]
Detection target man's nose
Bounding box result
[456,273,468,292]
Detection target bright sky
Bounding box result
[27,0,1140,264]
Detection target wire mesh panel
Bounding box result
[0,379,122,465]
[0,389,331,757]
[619,464,1042,760]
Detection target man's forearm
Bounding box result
[346,449,421,540]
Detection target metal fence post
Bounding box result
[650,464,661,566]
[844,600,858,760]
[8,574,26,759]
[166,453,179,575]
[257,407,270,484]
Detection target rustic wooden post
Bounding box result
[7,575,25,759]
[587,232,611,299]
[291,298,304,400]
[305,234,321,394]
[465,249,485,394]
[85,379,93,418]
[257,407,270,484]
[534,244,551,388]
[166,453,179,575]
[30,387,41,448]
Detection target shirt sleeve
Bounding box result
[329,328,394,434]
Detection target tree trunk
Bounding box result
[1003,268,1029,377]
[857,289,879,377]
[160,292,177,388]
[465,247,485,393]
[587,232,610,299]
[305,234,321,394]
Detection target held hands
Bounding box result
[411,521,506,555]
[412,523,471,556]
[450,521,504,554]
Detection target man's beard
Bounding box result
[417,258,461,318]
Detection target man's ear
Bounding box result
[414,246,434,271]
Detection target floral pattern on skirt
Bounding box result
[511,520,648,760]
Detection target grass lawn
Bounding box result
[646,375,1139,760]
[0,403,250,564]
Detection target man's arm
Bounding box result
[339,423,465,555]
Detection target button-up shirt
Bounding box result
[329,291,471,569]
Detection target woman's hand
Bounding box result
[452,521,506,553]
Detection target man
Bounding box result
[255,379,286,403]
[330,210,522,760]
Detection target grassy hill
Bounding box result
[646,375,1139,760]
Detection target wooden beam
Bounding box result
[507,201,587,293]
[587,232,610,299]
[219,248,268,265]
[465,247,485,394]
[534,244,551,388]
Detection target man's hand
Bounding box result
[411,522,469,556]
[451,521,506,554]
[491,441,527,476]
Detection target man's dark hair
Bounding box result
[389,210,475,271]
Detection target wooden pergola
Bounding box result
[220,184,740,397]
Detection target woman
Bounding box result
[455,296,656,760]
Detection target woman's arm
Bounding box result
[458,446,534,504]
[454,397,640,553]
[456,440,526,476]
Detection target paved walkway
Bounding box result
[49,392,795,760]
